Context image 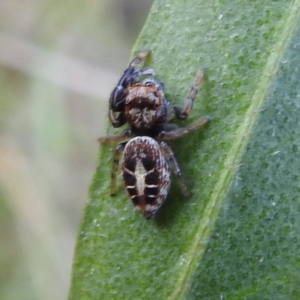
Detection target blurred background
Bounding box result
[0,1,153,299]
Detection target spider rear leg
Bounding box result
[159,116,211,140]
[174,69,205,119]
[109,143,126,195]
[99,130,131,195]
[160,142,189,198]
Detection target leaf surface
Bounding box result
[69,1,300,299]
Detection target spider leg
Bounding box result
[120,50,152,89]
[160,142,189,197]
[108,111,127,128]
[109,67,154,111]
[165,98,176,121]
[98,129,132,144]
[109,50,152,127]
[159,116,211,140]
[109,143,126,195]
[112,50,151,105]
[164,123,178,132]
[129,49,151,68]
[174,69,205,119]
[131,68,155,81]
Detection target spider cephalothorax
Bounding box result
[99,50,210,219]
[125,79,167,135]
[109,50,168,136]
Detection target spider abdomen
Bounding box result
[121,136,170,219]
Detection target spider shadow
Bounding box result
[153,70,213,228]
[153,128,208,228]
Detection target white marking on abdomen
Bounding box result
[145,184,158,188]
[135,159,146,195]
[134,160,155,196]
[126,185,136,189]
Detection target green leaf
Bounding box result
[69,1,300,299]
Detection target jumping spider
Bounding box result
[99,50,210,219]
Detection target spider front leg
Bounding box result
[109,50,154,127]
[173,69,204,120]
[160,142,189,197]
